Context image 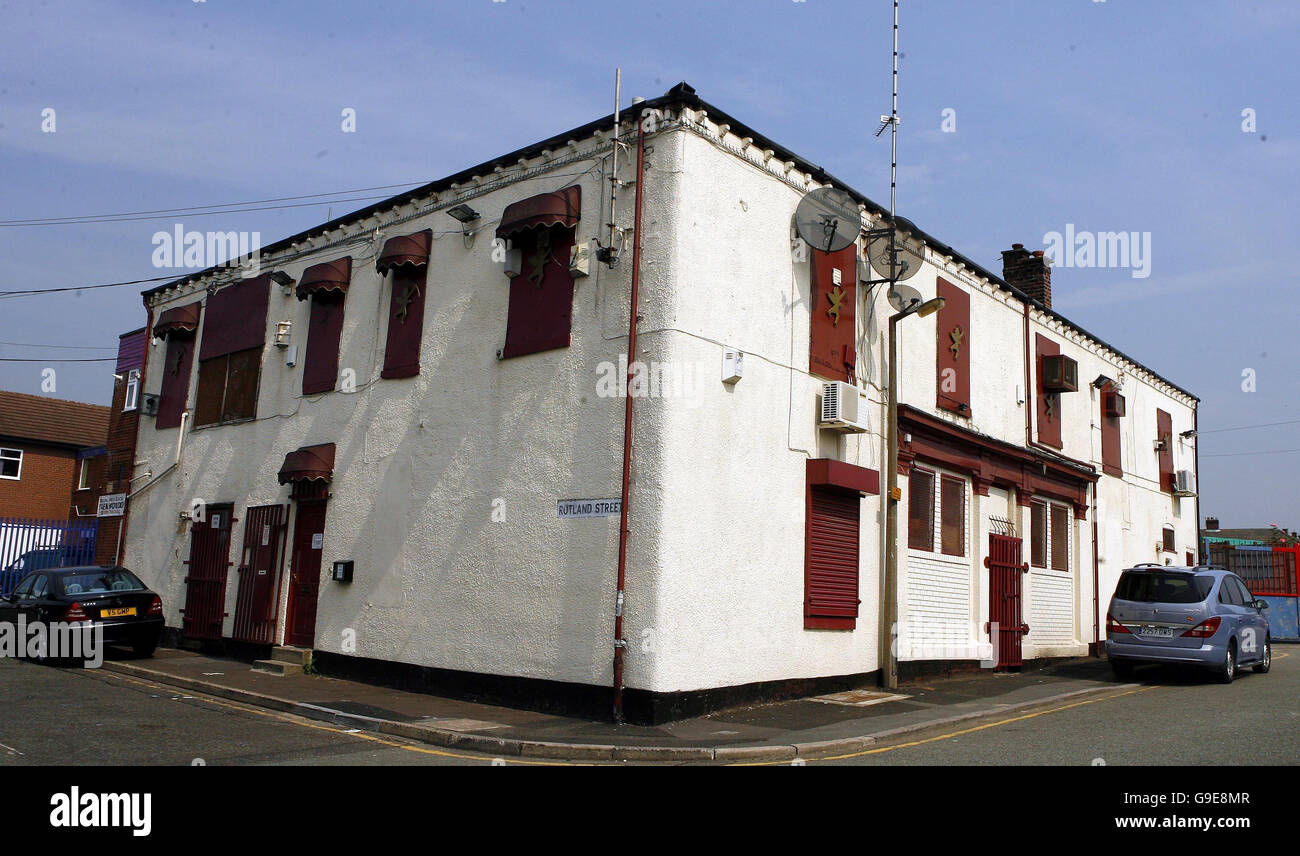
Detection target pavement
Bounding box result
[93,648,1138,762]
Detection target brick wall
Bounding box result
[0,442,78,519]
[93,376,141,564]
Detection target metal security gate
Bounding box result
[231,504,287,644]
[181,505,234,640]
[985,529,1030,670]
[0,516,99,595]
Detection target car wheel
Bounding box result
[1110,659,1134,680]
[132,640,158,659]
[1216,641,1236,684]
[1252,637,1271,674]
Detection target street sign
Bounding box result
[96,493,127,518]
[557,499,621,519]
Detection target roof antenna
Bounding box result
[598,68,625,268]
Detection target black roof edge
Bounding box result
[142,80,1197,402]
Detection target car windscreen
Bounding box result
[1115,571,1213,604]
[56,569,147,596]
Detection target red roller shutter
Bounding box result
[805,486,861,629]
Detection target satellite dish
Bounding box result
[794,187,861,254]
[868,230,924,282]
[886,283,923,313]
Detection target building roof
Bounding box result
[0,391,110,450]
[141,82,1196,402]
[1202,527,1295,544]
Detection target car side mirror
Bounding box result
[1252,599,1270,610]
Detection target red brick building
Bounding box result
[0,391,110,521]
[93,328,148,563]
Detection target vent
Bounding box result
[1104,390,1126,418]
[140,393,160,417]
[820,381,868,433]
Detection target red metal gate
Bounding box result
[984,531,1030,670]
[231,504,288,644]
[181,504,234,640]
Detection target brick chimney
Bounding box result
[1002,243,1052,308]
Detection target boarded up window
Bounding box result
[940,475,966,556]
[156,337,195,430]
[1163,526,1176,553]
[1156,409,1174,492]
[1050,503,1070,571]
[1100,388,1122,477]
[199,277,269,361]
[194,347,261,426]
[935,278,970,415]
[1030,500,1048,567]
[500,225,576,359]
[805,486,860,629]
[1035,334,1063,449]
[303,294,344,395]
[381,265,427,379]
[809,245,857,383]
[908,468,935,551]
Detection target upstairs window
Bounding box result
[123,369,141,412]
[1156,409,1175,492]
[0,448,22,480]
[1162,526,1176,553]
[194,276,270,427]
[296,257,352,395]
[935,278,970,416]
[496,186,581,359]
[375,231,431,379]
[77,458,91,491]
[152,301,202,431]
[1035,334,1063,449]
[809,244,858,383]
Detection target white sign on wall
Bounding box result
[96,494,127,518]
[557,498,622,519]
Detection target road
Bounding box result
[0,649,1295,766]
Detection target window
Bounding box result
[77,458,90,491]
[1118,571,1212,604]
[1030,501,1048,567]
[0,448,21,480]
[1229,576,1254,604]
[908,468,935,551]
[496,187,582,360]
[1035,335,1063,449]
[1099,387,1122,477]
[123,369,140,411]
[297,257,352,394]
[1162,526,1176,553]
[194,347,262,426]
[1218,577,1243,606]
[940,475,966,556]
[1050,504,1070,571]
[805,485,862,629]
[1156,409,1174,492]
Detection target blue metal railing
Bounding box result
[0,517,99,595]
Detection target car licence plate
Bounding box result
[101,607,136,618]
[1140,625,1173,638]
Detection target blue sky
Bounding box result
[1,0,1296,525]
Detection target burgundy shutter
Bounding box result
[1156,408,1174,492]
[908,468,935,551]
[1100,387,1122,477]
[1050,503,1069,570]
[805,486,861,629]
[376,231,431,380]
[1035,334,1063,449]
[935,277,971,415]
[940,475,966,557]
[199,276,270,361]
[808,244,858,383]
[303,295,344,395]
[156,336,196,430]
[499,225,577,358]
[1030,500,1048,567]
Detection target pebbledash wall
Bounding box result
[124,88,1198,720]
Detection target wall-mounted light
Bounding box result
[268,270,295,296]
[1092,374,1116,389]
[1179,429,1197,439]
[275,320,292,348]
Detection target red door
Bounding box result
[285,500,327,648]
[985,532,1029,670]
[181,505,234,640]
[232,504,287,644]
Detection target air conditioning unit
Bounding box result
[140,393,160,417]
[1040,354,1079,393]
[1104,390,1126,418]
[1174,469,1197,497]
[820,381,868,433]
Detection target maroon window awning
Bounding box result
[376,230,432,275]
[296,257,352,301]
[496,186,581,238]
[153,302,202,339]
[277,443,336,485]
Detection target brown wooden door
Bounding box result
[181,505,234,640]
[232,504,287,644]
[285,500,327,648]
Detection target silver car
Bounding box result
[1105,565,1271,683]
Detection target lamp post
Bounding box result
[882,294,944,690]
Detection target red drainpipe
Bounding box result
[612,119,646,723]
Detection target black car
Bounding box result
[0,566,164,658]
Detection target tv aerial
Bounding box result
[794,187,861,254]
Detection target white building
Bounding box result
[124,83,1199,722]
